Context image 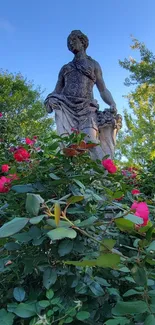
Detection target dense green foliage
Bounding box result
[0,129,155,325]
[0,71,54,145]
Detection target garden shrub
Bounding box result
[0,130,155,325]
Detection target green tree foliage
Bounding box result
[119,38,155,86]
[116,39,155,165]
[0,70,54,144]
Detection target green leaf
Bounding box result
[26,194,44,216]
[43,267,57,289]
[131,266,147,286]
[100,239,116,251]
[75,283,87,294]
[47,228,77,241]
[64,317,73,323]
[67,207,85,214]
[67,196,84,205]
[124,214,143,225]
[46,219,71,228]
[50,298,61,305]
[38,300,50,308]
[148,290,155,296]
[78,216,97,227]
[58,239,74,256]
[46,289,54,299]
[113,191,124,200]
[4,242,21,250]
[144,314,155,325]
[73,179,85,189]
[0,309,14,325]
[13,287,25,302]
[76,311,90,321]
[65,260,97,267]
[12,184,35,193]
[105,318,130,325]
[146,240,155,252]
[0,218,29,238]
[94,276,110,287]
[115,218,134,232]
[89,282,104,296]
[14,303,37,318]
[48,142,59,150]
[112,300,148,316]
[123,289,143,297]
[96,254,120,268]
[66,253,120,268]
[7,303,18,313]
[29,215,45,224]
[49,173,60,180]
[12,232,32,243]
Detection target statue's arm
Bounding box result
[95,61,117,112]
[44,67,65,113]
[53,67,65,94]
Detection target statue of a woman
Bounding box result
[45,30,122,159]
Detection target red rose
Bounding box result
[131,189,140,195]
[1,164,9,173]
[0,112,3,118]
[131,201,149,227]
[14,147,30,162]
[25,138,35,146]
[0,176,11,193]
[102,159,117,174]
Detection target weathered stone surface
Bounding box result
[45,30,122,159]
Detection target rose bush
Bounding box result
[0,131,155,325]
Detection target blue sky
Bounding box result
[1,0,155,115]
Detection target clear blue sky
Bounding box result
[1,0,155,115]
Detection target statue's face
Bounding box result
[68,35,84,54]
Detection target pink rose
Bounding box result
[102,159,117,174]
[1,164,9,173]
[131,201,149,226]
[131,189,140,195]
[0,176,11,193]
[25,138,35,146]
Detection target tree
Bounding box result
[119,37,155,86]
[116,39,155,165]
[0,70,54,145]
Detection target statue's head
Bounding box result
[67,30,89,54]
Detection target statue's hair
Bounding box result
[67,30,89,50]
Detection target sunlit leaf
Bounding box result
[47,227,77,241]
[54,202,61,226]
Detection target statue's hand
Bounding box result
[110,103,117,114]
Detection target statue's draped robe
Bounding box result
[45,58,122,159]
[45,59,99,134]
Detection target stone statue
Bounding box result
[45,30,122,159]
